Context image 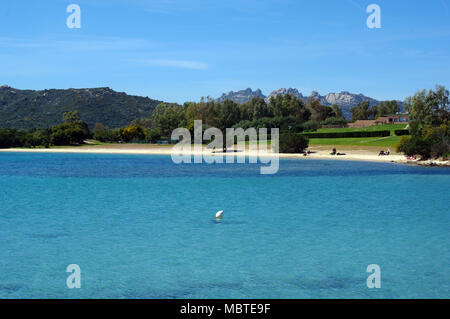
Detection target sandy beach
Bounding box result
[1,143,448,166]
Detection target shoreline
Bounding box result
[1,145,449,167]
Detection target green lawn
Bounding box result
[245,135,403,148]
[316,124,407,134]
[306,124,409,147]
[309,135,404,147]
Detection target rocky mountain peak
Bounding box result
[216,88,266,104]
[215,88,403,120]
[265,88,304,103]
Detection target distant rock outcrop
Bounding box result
[215,88,402,120]
[215,88,265,104]
[265,88,304,103]
[316,91,380,120]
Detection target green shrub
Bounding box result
[93,128,120,143]
[320,117,347,127]
[303,130,390,139]
[396,136,432,159]
[50,123,89,145]
[23,129,51,148]
[233,117,304,133]
[120,124,147,143]
[424,125,450,158]
[0,128,51,148]
[301,120,320,132]
[279,133,309,153]
[0,128,22,148]
[148,129,162,143]
[394,129,410,136]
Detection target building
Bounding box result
[348,113,409,128]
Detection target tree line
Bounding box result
[150,94,346,138]
[350,100,401,122]
[90,94,347,146]
[397,85,449,159]
[0,111,90,148]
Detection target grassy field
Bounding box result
[309,135,403,147]
[316,124,407,133]
[308,124,408,147]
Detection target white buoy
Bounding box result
[215,210,224,220]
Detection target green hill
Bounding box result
[0,85,163,130]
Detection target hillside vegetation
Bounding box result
[0,86,162,130]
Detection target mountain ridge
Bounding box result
[216,88,265,104]
[0,85,163,130]
[0,85,403,130]
[216,88,402,120]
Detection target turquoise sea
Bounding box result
[0,152,449,299]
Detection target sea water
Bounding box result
[0,152,449,299]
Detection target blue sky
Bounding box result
[1,0,449,103]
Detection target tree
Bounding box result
[405,89,430,129]
[215,100,241,151]
[93,123,119,142]
[130,118,152,129]
[350,101,371,122]
[50,123,87,145]
[306,97,327,123]
[217,100,241,130]
[330,104,342,118]
[152,103,184,137]
[0,128,21,148]
[28,129,50,148]
[404,86,449,135]
[321,117,347,127]
[93,128,118,143]
[183,102,201,131]
[63,110,82,124]
[292,99,311,124]
[182,101,218,131]
[93,123,106,134]
[120,124,147,142]
[377,101,400,118]
[397,85,450,159]
[396,135,432,159]
[148,128,161,143]
[425,124,450,158]
[279,133,309,153]
[241,97,271,121]
[426,85,449,125]
[267,94,311,128]
[49,111,90,145]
